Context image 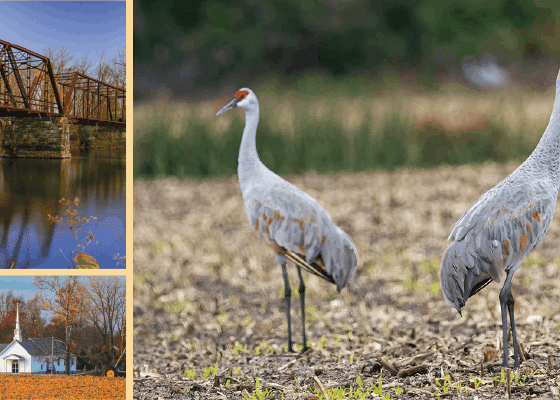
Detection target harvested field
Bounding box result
[0,374,125,399]
[133,162,560,399]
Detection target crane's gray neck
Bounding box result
[238,104,265,187]
[530,74,560,184]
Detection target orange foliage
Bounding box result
[415,112,490,134]
[0,374,125,399]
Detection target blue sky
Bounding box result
[0,1,125,71]
[0,276,56,323]
[0,276,36,301]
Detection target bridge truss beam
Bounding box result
[0,39,62,117]
[58,72,126,126]
[0,39,125,126]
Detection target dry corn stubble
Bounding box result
[134,163,560,399]
[0,375,125,399]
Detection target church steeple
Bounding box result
[14,302,22,342]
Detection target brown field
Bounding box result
[133,162,560,399]
[0,374,125,399]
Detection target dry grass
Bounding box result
[133,162,560,399]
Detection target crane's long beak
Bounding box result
[216,98,239,116]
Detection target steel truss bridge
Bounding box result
[0,39,125,126]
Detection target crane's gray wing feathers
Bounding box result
[320,226,358,290]
[244,183,358,291]
[441,180,556,312]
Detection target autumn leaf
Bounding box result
[74,253,100,269]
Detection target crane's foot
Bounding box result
[501,349,510,368]
[283,343,309,354]
[287,341,295,353]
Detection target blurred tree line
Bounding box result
[134,0,560,99]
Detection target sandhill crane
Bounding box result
[441,69,560,368]
[217,88,358,352]
[462,53,510,89]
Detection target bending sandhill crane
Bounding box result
[441,69,560,368]
[217,88,358,352]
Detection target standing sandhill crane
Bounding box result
[441,69,560,368]
[217,88,358,352]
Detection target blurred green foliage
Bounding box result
[133,89,541,179]
[134,118,535,179]
[134,0,559,98]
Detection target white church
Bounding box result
[0,304,77,374]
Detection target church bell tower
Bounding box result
[14,303,22,342]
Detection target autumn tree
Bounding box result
[33,276,83,375]
[72,55,94,76]
[43,315,68,341]
[93,50,112,83]
[81,276,125,365]
[0,292,45,343]
[22,295,45,339]
[0,301,25,343]
[110,45,126,90]
[0,290,20,342]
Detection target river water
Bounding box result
[0,148,126,268]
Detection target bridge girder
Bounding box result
[0,39,125,126]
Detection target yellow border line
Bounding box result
[126,0,133,397]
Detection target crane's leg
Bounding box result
[507,291,520,368]
[296,266,309,352]
[281,262,294,352]
[499,291,509,368]
[499,271,519,368]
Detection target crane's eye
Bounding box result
[236,90,248,100]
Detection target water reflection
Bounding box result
[0,148,125,268]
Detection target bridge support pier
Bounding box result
[0,117,71,158]
[71,124,126,149]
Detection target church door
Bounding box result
[12,360,19,373]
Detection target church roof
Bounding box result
[21,339,48,356]
[26,338,68,356]
[4,354,25,360]
[0,337,70,357]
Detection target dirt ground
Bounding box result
[133,162,560,399]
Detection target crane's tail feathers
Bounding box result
[285,251,335,284]
[440,240,495,315]
[320,228,358,292]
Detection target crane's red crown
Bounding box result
[236,90,249,100]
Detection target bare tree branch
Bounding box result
[82,277,126,364]
[43,45,74,75]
